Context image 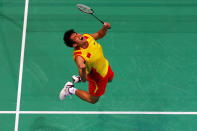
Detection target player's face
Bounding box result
[70,33,87,47]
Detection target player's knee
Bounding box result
[90,99,99,104]
[90,96,99,104]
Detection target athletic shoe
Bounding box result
[59,82,74,100]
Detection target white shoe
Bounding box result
[59,82,74,100]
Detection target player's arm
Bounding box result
[75,55,86,82]
[90,22,111,40]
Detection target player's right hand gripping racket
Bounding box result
[76,4,108,26]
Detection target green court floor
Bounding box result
[1,0,197,130]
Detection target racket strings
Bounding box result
[77,4,93,14]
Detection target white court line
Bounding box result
[0,111,16,114]
[15,0,29,130]
[19,111,197,115]
[0,111,197,115]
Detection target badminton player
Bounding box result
[59,22,114,104]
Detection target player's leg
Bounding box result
[75,90,100,104]
[72,78,106,104]
[59,81,99,104]
[60,68,111,104]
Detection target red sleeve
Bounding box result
[73,51,86,62]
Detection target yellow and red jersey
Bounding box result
[73,34,109,78]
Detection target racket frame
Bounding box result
[77,4,104,24]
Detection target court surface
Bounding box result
[1,0,197,130]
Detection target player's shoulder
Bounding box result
[73,47,82,54]
[83,33,94,40]
[73,50,82,55]
[73,49,83,61]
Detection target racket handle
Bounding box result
[91,14,111,29]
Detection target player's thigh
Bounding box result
[89,79,108,96]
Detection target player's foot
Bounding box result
[59,82,74,100]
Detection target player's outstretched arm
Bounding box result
[75,56,86,82]
[90,22,111,40]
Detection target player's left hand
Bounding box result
[72,75,81,83]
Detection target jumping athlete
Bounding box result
[59,22,114,104]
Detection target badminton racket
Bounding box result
[76,4,105,25]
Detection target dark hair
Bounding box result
[63,29,76,47]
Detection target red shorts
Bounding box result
[87,66,114,96]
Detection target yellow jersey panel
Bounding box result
[73,34,109,78]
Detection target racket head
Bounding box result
[76,4,94,14]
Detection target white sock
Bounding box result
[69,87,77,95]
